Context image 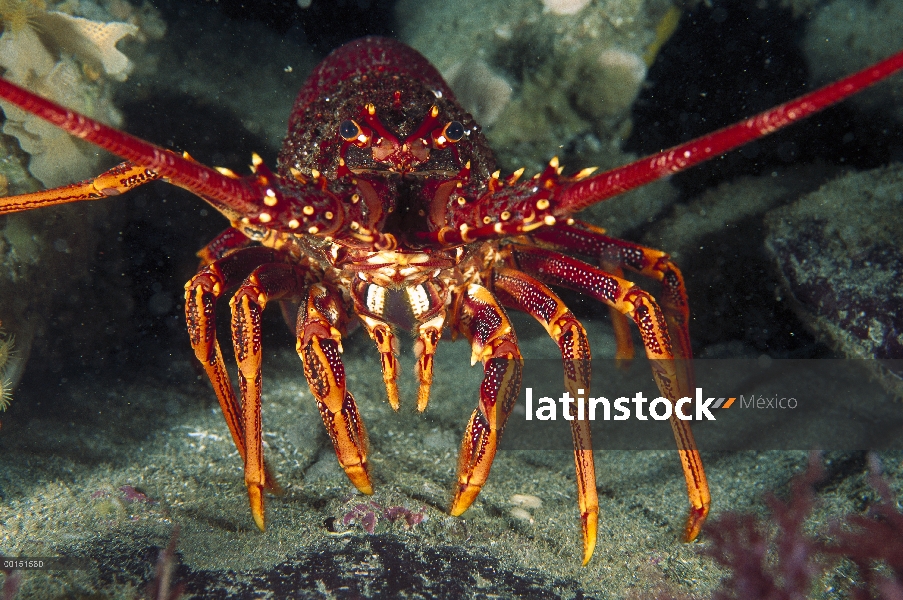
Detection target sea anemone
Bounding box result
[0,0,45,34]
[0,375,12,411]
[0,325,14,411]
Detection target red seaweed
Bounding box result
[703,453,903,599]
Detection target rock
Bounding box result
[765,164,903,396]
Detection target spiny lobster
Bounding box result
[1,36,901,565]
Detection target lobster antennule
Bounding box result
[0,77,262,219]
[555,47,903,214]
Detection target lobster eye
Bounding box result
[443,121,465,142]
[340,120,361,141]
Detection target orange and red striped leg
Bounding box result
[297,284,372,495]
[601,261,636,366]
[412,309,445,413]
[509,245,710,541]
[493,268,599,565]
[349,279,400,410]
[535,222,694,389]
[196,227,253,267]
[449,284,524,517]
[360,315,401,411]
[229,262,310,530]
[184,247,286,486]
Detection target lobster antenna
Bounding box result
[0,78,262,219]
[557,48,903,213]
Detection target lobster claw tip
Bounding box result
[248,484,265,532]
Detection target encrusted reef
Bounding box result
[0,0,164,187]
[395,0,681,236]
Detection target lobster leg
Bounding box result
[608,300,635,363]
[361,317,401,411]
[196,227,254,266]
[297,284,372,495]
[408,281,449,412]
[600,262,636,366]
[349,280,401,410]
[493,268,599,565]
[412,308,445,413]
[0,161,159,214]
[184,247,287,484]
[346,278,450,413]
[508,245,710,542]
[534,222,694,389]
[449,284,523,517]
[229,262,310,530]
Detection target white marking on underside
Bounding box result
[407,284,431,319]
[366,251,432,265]
[366,284,387,315]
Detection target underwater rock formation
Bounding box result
[395,0,671,168]
[542,0,592,16]
[442,58,513,128]
[765,164,903,395]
